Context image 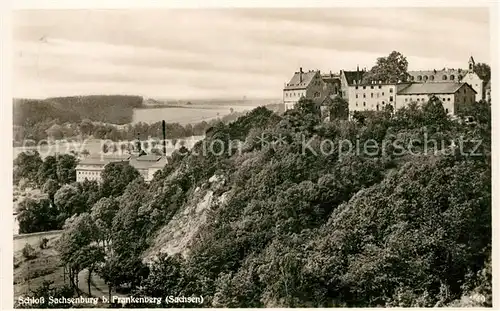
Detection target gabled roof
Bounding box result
[342,70,366,86]
[284,70,319,90]
[396,82,476,95]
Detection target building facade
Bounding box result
[76,155,130,182]
[395,82,476,115]
[283,68,331,110]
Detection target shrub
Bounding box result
[22,243,37,260]
[39,238,49,249]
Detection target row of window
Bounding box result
[355,100,389,107]
[77,170,100,176]
[411,74,463,82]
[404,96,451,102]
[356,92,387,99]
[285,91,306,97]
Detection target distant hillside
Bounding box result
[13,95,144,125]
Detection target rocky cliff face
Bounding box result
[143,174,229,263]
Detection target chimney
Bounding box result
[162,120,166,156]
[299,67,303,83]
[330,70,333,78]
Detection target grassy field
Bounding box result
[13,231,64,300]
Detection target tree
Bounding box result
[54,184,82,221]
[72,245,105,296]
[330,96,349,120]
[57,213,99,292]
[90,197,119,249]
[13,151,43,184]
[17,198,60,233]
[363,51,409,83]
[474,63,490,83]
[42,178,60,204]
[422,95,449,127]
[56,154,77,184]
[36,156,58,187]
[100,162,140,197]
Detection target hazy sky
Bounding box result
[13,8,490,99]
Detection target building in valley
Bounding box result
[76,137,168,183]
[407,56,484,102]
[395,82,476,115]
[76,154,130,182]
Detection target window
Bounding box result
[445,108,449,113]
[442,75,447,80]
[382,92,385,96]
[378,85,382,89]
[417,98,420,101]
[371,93,374,98]
[356,102,358,106]
[382,101,385,105]
[363,94,366,98]
[371,85,374,89]
[355,86,358,90]
[450,75,455,80]
[356,94,358,98]
[363,86,366,90]
[363,102,366,106]
[389,88,393,93]
[447,97,450,101]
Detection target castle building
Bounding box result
[283,68,334,110]
[395,82,476,115]
[407,56,484,102]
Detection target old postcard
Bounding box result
[4,2,495,308]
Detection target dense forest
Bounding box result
[13,95,144,125]
[15,95,491,307]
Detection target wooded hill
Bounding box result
[13,95,144,126]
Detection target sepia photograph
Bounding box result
[8,3,493,308]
